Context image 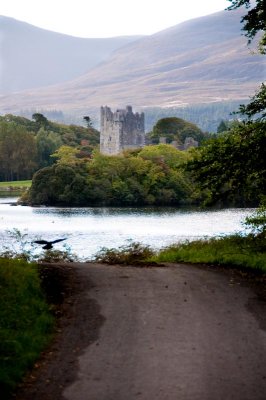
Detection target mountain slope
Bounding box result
[0,16,142,93]
[0,9,264,114]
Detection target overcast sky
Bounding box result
[0,0,231,38]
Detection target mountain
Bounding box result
[0,9,264,116]
[0,16,142,93]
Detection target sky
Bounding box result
[0,0,231,38]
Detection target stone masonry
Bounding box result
[100,105,145,155]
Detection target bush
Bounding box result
[0,259,54,398]
[153,235,266,272]
[93,242,155,265]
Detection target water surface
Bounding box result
[0,197,253,259]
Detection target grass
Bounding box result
[0,181,31,190]
[152,235,266,272]
[94,235,266,273]
[0,258,54,399]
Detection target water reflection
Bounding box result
[0,198,254,259]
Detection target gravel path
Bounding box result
[16,262,266,400]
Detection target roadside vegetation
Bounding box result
[95,203,266,272]
[94,236,266,272]
[153,236,266,272]
[0,258,54,399]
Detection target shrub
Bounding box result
[0,259,54,398]
[93,242,155,265]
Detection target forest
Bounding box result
[1,101,265,208]
[24,144,196,206]
[0,113,99,181]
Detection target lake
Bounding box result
[0,196,254,260]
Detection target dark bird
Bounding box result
[34,238,67,250]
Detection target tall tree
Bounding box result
[0,122,37,181]
[32,113,49,129]
[185,1,266,206]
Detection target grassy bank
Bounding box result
[152,236,266,272]
[95,205,266,272]
[0,181,31,191]
[94,236,266,273]
[0,258,54,399]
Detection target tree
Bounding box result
[217,120,229,134]
[51,145,81,166]
[185,1,266,206]
[32,113,48,129]
[36,128,63,168]
[83,116,93,128]
[186,121,266,206]
[149,117,206,145]
[0,122,37,181]
[236,83,266,121]
[227,0,266,52]
[26,145,195,206]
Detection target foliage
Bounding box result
[32,113,48,129]
[0,122,37,181]
[27,163,89,206]
[185,2,266,207]
[152,235,266,272]
[149,117,208,145]
[227,0,266,52]
[27,145,196,206]
[51,145,86,166]
[144,101,248,133]
[0,114,100,182]
[93,207,266,271]
[36,128,63,168]
[236,83,266,121]
[151,206,266,272]
[138,144,189,168]
[186,121,266,206]
[0,258,54,398]
[94,242,155,265]
[38,249,78,263]
[243,200,266,251]
[217,120,229,134]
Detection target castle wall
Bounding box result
[100,105,145,155]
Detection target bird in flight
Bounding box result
[34,238,67,250]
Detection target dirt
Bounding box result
[13,262,266,400]
[14,263,105,400]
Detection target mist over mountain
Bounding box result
[0,9,264,117]
[0,16,142,93]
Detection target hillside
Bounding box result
[0,9,264,116]
[0,16,142,93]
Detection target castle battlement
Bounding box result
[100,105,145,155]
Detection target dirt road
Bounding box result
[16,263,266,400]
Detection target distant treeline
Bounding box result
[19,100,247,133]
[143,101,247,133]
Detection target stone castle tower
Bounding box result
[100,105,145,155]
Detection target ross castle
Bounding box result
[100,105,145,155]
